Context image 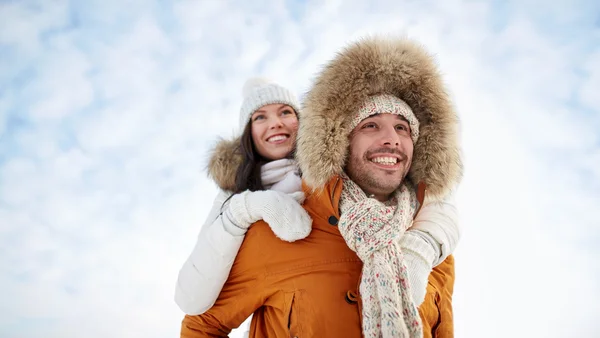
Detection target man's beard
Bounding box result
[346,148,412,199]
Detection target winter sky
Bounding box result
[1,0,599,337]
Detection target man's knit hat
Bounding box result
[238,77,301,131]
[351,94,420,143]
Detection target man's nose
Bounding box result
[380,126,400,146]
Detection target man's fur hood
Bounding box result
[207,36,462,199]
[297,36,462,199]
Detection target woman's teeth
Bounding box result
[268,135,288,142]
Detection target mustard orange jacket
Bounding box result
[181,177,455,338]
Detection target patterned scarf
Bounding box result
[338,176,423,338]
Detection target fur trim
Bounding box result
[296,36,463,199]
[206,136,242,192]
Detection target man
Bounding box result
[181,37,462,337]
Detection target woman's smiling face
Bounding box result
[250,104,299,160]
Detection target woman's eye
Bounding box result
[253,115,265,121]
[282,110,294,115]
[362,123,376,129]
[396,124,409,131]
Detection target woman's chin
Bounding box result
[263,146,293,161]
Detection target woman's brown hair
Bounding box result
[231,121,266,194]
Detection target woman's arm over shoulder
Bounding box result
[175,190,245,315]
[181,218,270,337]
[198,190,231,237]
[412,191,460,266]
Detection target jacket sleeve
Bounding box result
[180,228,266,337]
[175,190,246,315]
[419,255,455,338]
[412,191,460,267]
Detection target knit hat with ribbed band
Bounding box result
[350,94,420,143]
[238,77,301,131]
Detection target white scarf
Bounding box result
[260,159,302,194]
[338,176,423,338]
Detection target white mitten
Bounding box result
[223,190,312,242]
[400,230,438,306]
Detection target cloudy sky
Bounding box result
[1,0,599,337]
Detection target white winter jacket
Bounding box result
[175,189,239,315]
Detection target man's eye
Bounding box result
[363,123,376,129]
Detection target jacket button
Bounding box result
[345,290,358,304]
[328,216,338,226]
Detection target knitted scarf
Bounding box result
[338,176,423,338]
[261,159,302,194]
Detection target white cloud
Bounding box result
[0,1,68,54]
[1,0,599,337]
[580,50,600,110]
[27,36,94,120]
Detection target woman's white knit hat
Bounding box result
[238,77,301,131]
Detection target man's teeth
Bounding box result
[371,157,398,165]
[268,135,288,142]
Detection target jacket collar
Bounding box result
[303,175,426,221]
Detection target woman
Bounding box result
[175,77,313,315]
[175,76,459,324]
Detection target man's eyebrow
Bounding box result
[363,113,409,122]
[394,115,409,122]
